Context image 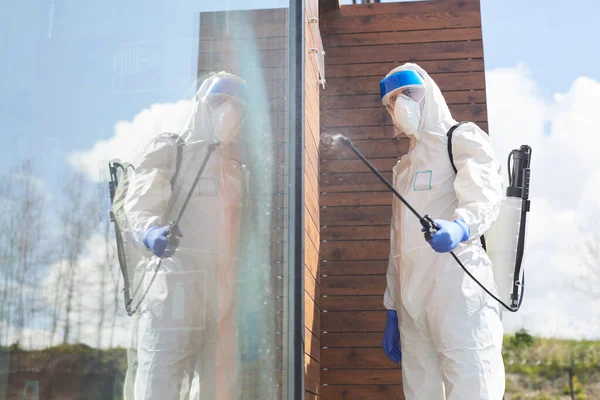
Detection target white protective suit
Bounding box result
[123,72,249,400]
[382,63,506,399]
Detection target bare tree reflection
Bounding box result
[0,160,48,348]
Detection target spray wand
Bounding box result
[338,135,519,312]
[339,136,439,240]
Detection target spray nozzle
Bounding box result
[322,134,352,148]
[339,135,352,147]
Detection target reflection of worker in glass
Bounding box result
[123,72,250,399]
[380,63,505,399]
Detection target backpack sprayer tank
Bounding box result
[486,145,532,310]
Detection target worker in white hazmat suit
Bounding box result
[380,63,505,399]
[123,71,250,399]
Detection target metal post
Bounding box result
[288,0,305,398]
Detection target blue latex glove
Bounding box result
[426,219,470,253]
[143,225,183,258]
[241,311,260,364]
[382,310,402,364]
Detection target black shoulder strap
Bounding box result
[446,122,487,251]
[480,235,487,251]
[169,133,186,187]
[447,121,469,174]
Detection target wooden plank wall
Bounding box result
[305,0,322,398]
[318,0,488,398]
[198,9,288,399]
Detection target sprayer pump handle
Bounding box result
[421,215,439,242]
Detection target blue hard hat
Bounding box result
[380,69,425,106]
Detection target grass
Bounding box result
[503,330,600,399]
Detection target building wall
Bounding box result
[318,0,488,398]
[304,0,322,398]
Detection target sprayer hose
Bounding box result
[450,250,522,312]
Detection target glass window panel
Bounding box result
[0,1,296,399]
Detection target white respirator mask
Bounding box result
[209,99,245,144]
[393,94,422,138]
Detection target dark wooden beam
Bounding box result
[320,0,340,14]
